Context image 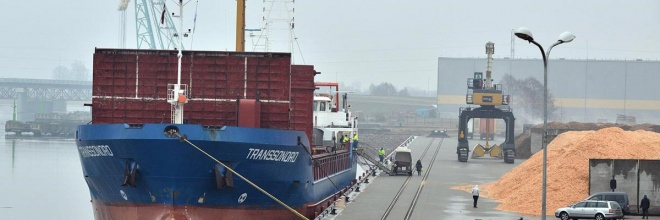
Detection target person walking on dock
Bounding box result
[415,160,422,176]
[641,195,650,219]
[472,185,480,208]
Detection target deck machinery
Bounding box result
[457,42,516,163]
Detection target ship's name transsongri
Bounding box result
[246,148,299,163]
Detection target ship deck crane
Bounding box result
[456,42,516,164]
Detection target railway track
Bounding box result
[380,138,443,220]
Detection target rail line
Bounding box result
[404,138,444,220]
[380,138,439,220]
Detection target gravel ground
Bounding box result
[360,133,412,152]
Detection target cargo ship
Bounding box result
[76,3,358,219]
[76,48,358,219]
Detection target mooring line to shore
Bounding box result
[174,132,309,220]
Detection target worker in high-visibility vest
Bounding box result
[342,134,349,150]
[378,148,385,163]
[351,133,359,150]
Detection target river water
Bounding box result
[0,101,93,219]
[0,137,94,219]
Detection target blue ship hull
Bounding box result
[76,123,357,219]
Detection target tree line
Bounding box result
[52,61,90,81]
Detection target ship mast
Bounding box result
[236,0,246,51]
[167,0,188,124]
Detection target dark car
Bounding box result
[585,192,630,214]
[555,200,623,220]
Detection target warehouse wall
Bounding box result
[589,159,660,214]
[437,58,660,124]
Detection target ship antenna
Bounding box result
[167,0,189,124]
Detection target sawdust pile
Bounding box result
[454,127,660,216]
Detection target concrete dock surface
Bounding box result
[326,136,649,220]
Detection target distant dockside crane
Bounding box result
[457,42,516,163]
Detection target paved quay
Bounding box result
[320,135,657,220]
[329,136,549,220]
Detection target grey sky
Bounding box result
[1,1,659,91]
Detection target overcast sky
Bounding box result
[1,1,659,91]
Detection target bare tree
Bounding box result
[369,82,398,96]
[52,61,90,81]
[71,61,90,81]
[500,74,558,123]
[52,65,69,80]
[398,88,410,97]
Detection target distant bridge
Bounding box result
[0,78,91,101]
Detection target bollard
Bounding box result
[330,208,337,215]
[356,185,361,192]
[365,178,369,183]
[345,196,350,202]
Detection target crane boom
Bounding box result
[485,42,494,89]
[134,0,179,49]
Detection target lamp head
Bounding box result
[514,27,534,42]
[558,31,576,43]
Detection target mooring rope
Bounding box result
[174,132,309,220]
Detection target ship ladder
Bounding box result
[355,149,395,175]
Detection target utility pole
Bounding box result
[510,29,515,59]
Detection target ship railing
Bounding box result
[312,153,351,181]
[308,166,378,220]
[399,135,415,148]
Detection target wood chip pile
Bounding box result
[513,122,659,159]
[455,127,660,216]
[514,131,531,159]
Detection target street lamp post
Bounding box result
[514,27,575,220]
